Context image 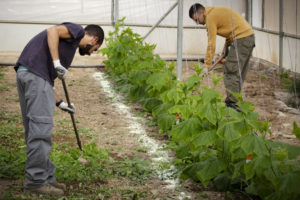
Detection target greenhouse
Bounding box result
[0,0,300,199]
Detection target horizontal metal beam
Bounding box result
[0,20,204,29]
[0,58,207,68]
[253,26,300,40]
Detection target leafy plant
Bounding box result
[100,18,300,199]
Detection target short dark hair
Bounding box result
[85,24,104,44]
[189,3,205,19]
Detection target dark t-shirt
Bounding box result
[15,22,85,86]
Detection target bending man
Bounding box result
[15,23,104,195]
[189,3,255,111]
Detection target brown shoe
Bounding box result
[26,184,64,196]
[51,182,66,191]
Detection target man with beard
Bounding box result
[189,3,255,112]
[14,23,104,196]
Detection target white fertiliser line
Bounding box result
[93,71,191,200]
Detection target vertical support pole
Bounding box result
[279,0,283,70]
[111,0,115,26]
[114,0,119,24]
[177,0,183,81]
[246,0,253,25]
[111,0,119,26]
[262,0,265,28]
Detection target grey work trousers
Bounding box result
[16,70,56,189]
[224,34,255,105]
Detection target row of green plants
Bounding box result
[100,18,300,200]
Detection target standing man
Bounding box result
[189,3,255,111]
[15,23,104,195]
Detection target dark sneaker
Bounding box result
[51,182,66,191]
[26,184,64,196]
[226,103,242,112]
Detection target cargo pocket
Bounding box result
[26,115,53,170]
[27,114,53,141]
[224,59,238,74]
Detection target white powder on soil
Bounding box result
[93,72,191,199]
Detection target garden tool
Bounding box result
[209,55,226,72]
[61,79,91,166]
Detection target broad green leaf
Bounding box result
[129,84,147,101]
[166,88,185,104]
[213,172,231,191]
[212,73,224,88]
[275,170,300,197]
[181,162,203,181]
[229,90,243,102]
[217,121,241,142]
[186,75,202,90]
[196,103,217,125]
[241,135,268,156]
[139,97,162,111]
[129,70,150,84]
[175,143,191,159]
[146,72,169,92]
[194,63,204,76]
[152,103,172,117]
[232,160,244,179]
[171,117,202,142]
[168,105,193,120]
[237,101,255,114]
[202,88,222,104]
[196,158,227,186]
[292,121,300,140]
[270,141,300,159]
[191,130,217,148]
[244,155,271,180]
[157,113,176,132]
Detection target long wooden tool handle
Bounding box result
[209,56,224,72]
[61,79,83,151]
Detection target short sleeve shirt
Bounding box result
[15,22,85,86]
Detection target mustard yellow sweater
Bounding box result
[204,7,254,67]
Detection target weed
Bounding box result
[51,142,113,183]
[115,157,156,183]
[259,74,266,80]
[135,146,148,153]
[0,71,9,92]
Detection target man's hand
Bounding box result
[201,67,209,77]
[57,100,75,114]
[222,43,229,58]
[54,60,67,80]
[216,55,227,64]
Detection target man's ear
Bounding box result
[92,36,99,44]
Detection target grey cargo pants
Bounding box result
[16,69,56,189]
[224,34,255,105]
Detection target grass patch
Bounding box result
[280,72,300,108]
[0,110,158,199]
[0,69,9,92]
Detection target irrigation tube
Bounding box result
[0,58,206,68]
[0,63,106,68]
